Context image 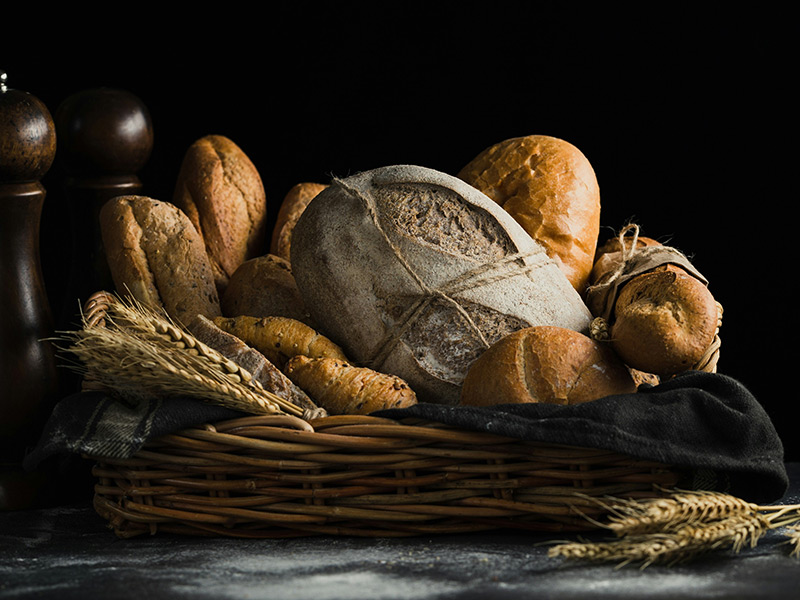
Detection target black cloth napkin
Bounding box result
[25,371,787,504]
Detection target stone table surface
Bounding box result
[2,464,800,600]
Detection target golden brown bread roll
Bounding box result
[270,182,327,262]
[283,355,418,415]
[460,326,637,407]
[173,134,267,293]
[585,226,721,377]
[99,195,221,326]
[212,314,348,370]
[458,134,601,293]
[221,254,316,326]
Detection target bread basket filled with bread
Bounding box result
[35,133,788,540]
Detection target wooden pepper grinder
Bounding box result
[0,71,60,510]
[52,86,153,336]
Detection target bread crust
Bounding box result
[460,326,636,406]
[611,270,718,376]
[586,231,720,376]
[173,135,267,293]
[458,135,601,293]
[283,355,417,415]
[99,195,221,326]
[221,254,316,326]
[270,182,327,262]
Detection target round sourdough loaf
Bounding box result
[458,134,601,294]
[173,135,267,294]
[460,326,637,407]
[99,195,221,326]
[290,165,594,404]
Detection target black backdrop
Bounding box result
[3,6,795,460]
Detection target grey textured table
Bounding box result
[3,464,799,600]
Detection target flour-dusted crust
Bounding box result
[99,195,220,326]
[290,165,594,405]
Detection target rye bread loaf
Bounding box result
[173,134,267,294]
[458,134,601,294]
[460,326,637,407]
[290,164,594,405]
[99,195,221,326]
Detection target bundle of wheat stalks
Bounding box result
[549,489,800,567]
[54,292,302,417]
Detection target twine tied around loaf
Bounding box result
[585,223,709,327]
[585,223,722,373]
[334,177,555,372]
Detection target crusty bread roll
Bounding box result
[173,134,267,293]
[221,254,316,326]
[609,269,719,377]
[585,227,720,377]
[460,326,637,407]
[270,182,327,262]
[458,134,601,293]
[283,355,418,415]
[212,314,348,370]
[99,195,221,326]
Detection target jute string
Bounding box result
[585,223,709,328]
[584,223,722,373]
[333,178,554,371]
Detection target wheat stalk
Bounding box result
[548,489,800,568]
[53,293,304,417]
[604,489,761,536]
[784,526,800,558]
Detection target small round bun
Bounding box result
[458,135,600,293]
[270,182,327,262]
[221,254,315,326]
[460,326,636,407]
[611,269,718,376]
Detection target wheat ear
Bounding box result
[54,293,304,417]
[549,489,800,568]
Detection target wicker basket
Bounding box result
[90,413,682,538]
[76,291,689,538]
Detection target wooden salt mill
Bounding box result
[52,86,153,335]
[0,71,60,509]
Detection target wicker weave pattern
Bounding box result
[91,413,680,538]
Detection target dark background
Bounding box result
[3,6,795,460]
